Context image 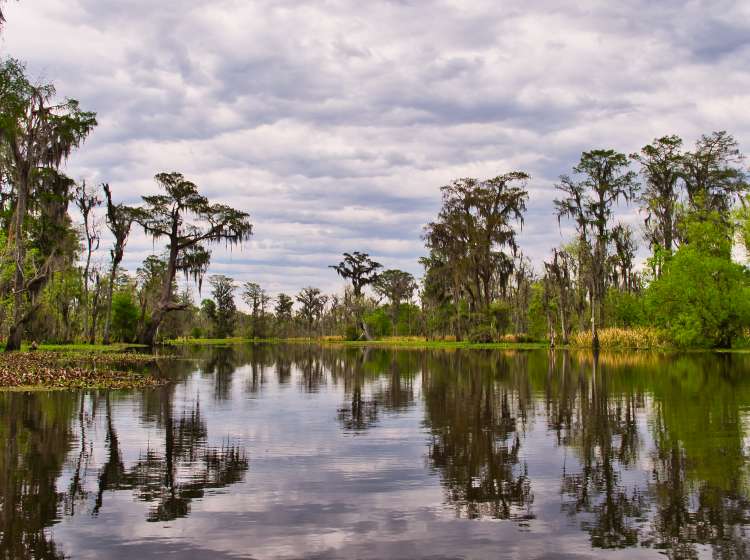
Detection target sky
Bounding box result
[2,0,749,303]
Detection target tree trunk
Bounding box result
[7,174,29,352]
[360,317,374,341]
[5,323,23,352]
[82,249,91,344]
[559,299,568,345]
[102,265,116,345]
[137,239,178,346]
[591,291,599,350]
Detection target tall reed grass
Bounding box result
[570,327,671,349]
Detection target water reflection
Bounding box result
[1,344,749,559]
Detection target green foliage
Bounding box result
[487,301,511,334]
[209,275,237,339]
[645,214,750,347]
[364,307,391,338]
[605,289,645,328]
[111,292,139,342]
[467,323,494,343]
[525,283,549,341]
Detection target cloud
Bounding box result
[2,0,749,301]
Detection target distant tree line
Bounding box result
[1,51,748,349]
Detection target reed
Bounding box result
[570,327,671,349]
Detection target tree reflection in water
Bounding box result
[2,345,750,560]
[422,350,534,521]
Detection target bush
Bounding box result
[644,215,750,348]
[111,292,139,343]
[364,308,391,338]
[487,301,511,334]
[468,324,495,343]
[605,289,645,327]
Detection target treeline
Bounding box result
[1,53,749,349]
[191,134,750,349]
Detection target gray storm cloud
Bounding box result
[2,0,749,301]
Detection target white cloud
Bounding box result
[2,0,748,297]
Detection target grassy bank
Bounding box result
[0,350,166,390]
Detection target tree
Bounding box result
[209,275,236,339]
[0,58,97,350]
[242,281,269,338]
[373,269,417,334]
[555,150,638,348]
[681,131,748,216]
[133,172,253,345]
[645,213,750,347]
[423,173,529,312]
[296,287,327,336]
[330,251,381,340]
[609,223,637,293]
[330,252,382,297]
[275,293,293,320]
[73,180,101,343]
[631,135,684,257]
[544,248,573,344]
[102,183,135,345]
[110,291,139,343]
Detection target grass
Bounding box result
[320,336,551,351]
[163,337,279,346]
[162,330,750,353]
[569,327,672,350]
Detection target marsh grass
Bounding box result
[570,327,671,349]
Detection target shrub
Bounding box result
[111,292,139,342]
[468,324,495,343]
[644,215,750,348]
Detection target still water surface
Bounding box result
[2,344,750,559]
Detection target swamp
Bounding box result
[1,343,749,559]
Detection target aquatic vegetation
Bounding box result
[0,351,166,389]
[570,327,671,349]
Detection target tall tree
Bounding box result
[423,172,529,312]
[102,183,135,345]
[555,150,638,348]
[274,293,294,337]
[209,275,237,339]
[631,135,684,257]
[296,287,327,336]
[330,252,382,297]
[374,269,417,335]
[330,251,381,340]
[242,281,269,338]
[609,224,637,293]
[544,248,573,344]
[275,293,294,319]
[133,172,253,345]
[0,59,97,350]
[681,131,748,217]
[73,180,101,342]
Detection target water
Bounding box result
[1,344,749,559]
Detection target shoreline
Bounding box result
[162,336,750,353]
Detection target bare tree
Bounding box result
[102,183,135,345]
[555,149,638,349]
[74,181,101,342]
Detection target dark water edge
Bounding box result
[1,344,749,559]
